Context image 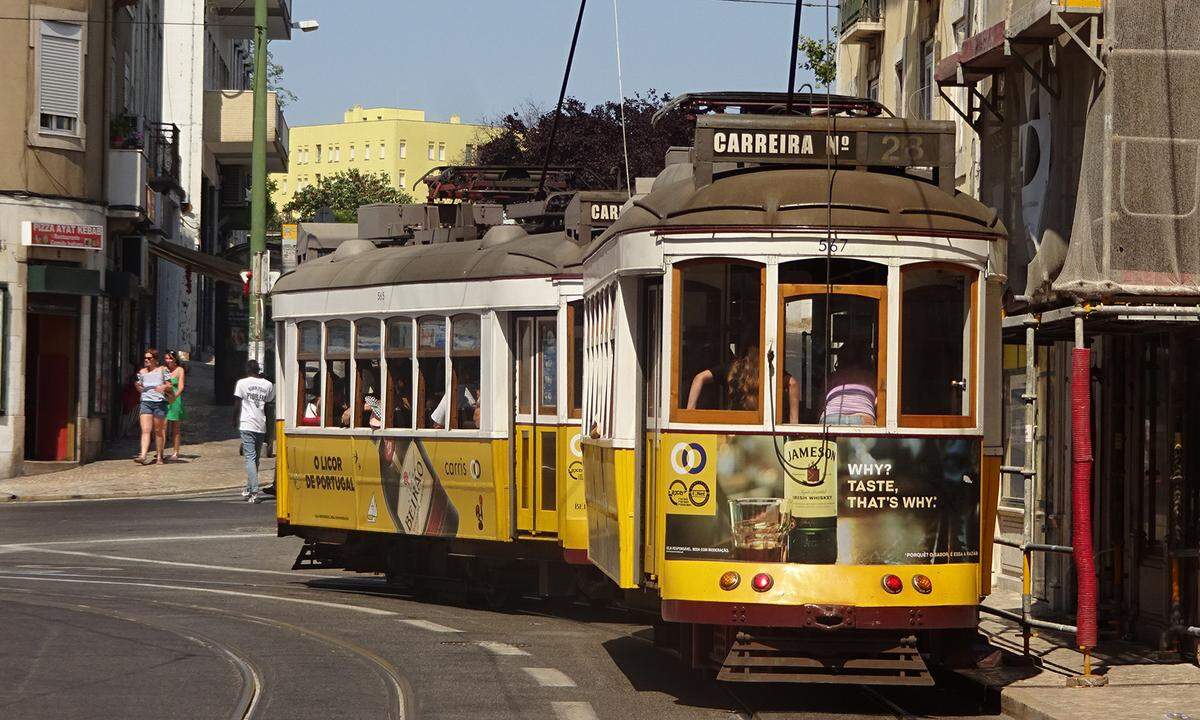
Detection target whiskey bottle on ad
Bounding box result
[783,439,838,564]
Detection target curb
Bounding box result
[1000,692,1056,720]
[0,484,246,503]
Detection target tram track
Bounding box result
[0,582,411,720]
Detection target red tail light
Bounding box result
[912,574,933,594]
[751,573,773,592]
[881,574,904,594]
[719,571,740,591]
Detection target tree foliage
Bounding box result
[249,47,297,108]
[281,169,414,224]
[476,91,693,191]
[798,36,838,89]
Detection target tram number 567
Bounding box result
[817,239,844,253]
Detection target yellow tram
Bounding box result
[272,176,627,600]
[577,95,1008,682]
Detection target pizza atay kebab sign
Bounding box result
[21,221,104,251]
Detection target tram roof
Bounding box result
[270,228,584,294]
[589,165,1006,250]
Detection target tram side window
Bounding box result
[325,320,352,427]
[354,319,383,428]
[674,260,763,422]
[417,316,447,429]
[778,259,886,426]
[446,314,482,430]
[385,317,414,429]
[900,264,976,425]
[567,301,583,418]
[296,321,321,426]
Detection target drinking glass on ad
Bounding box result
[729,498,789,562]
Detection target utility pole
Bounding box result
[248,0,268,367]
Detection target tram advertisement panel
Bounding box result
[661,434,979,565]
[286,435,502,540]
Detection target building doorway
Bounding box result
[24,299,79,462]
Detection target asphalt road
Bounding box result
[0,492,1009,719]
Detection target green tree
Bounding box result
[266,176,282,230]
[282,169,414,224]
[249,47,297,108]
[798,36,838,89]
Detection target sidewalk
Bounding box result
[959,588,1200,720]
[1,361,274,502]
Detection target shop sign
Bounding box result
[21,221,104,251]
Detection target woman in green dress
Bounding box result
[164,351,187,462]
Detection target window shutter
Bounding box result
[39,21,82,120]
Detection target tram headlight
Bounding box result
[751,573,773,593]
[719,571,741,591]
[911,574,933,594]
[881,574,904,594]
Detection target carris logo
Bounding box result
[670,442,707,475]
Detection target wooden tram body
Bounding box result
[272,188,627,599]
[577,107,1008,683]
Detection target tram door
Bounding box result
[515,315,559,534]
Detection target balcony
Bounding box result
[107,146,150,217]
[839,0,884,44]
[206,0,293,40]
[203,90,290,172]
[146,122,183,197]
[1008,0,1102,41]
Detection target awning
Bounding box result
[147,237,244,284]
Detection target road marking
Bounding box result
[478,641,530,656]
[552,701,599,720]
[0,533,276,547]
[0,575,396,616]
[399,619,462,633]
[522,667,576,687]
[1,546,339,579]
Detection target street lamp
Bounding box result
[248,4,318,367]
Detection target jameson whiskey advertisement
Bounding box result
[378,437,459,537]
[664,435,979,565]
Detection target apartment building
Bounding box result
[0,0,294,479]
[272,106,490,207]
[838,0,1200,655]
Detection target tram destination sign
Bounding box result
[694,116,955,191]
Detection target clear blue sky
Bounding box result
[273,0,834,126]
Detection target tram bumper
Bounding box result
[662,599,978,630]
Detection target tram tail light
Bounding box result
[751,573,773,593]
[719,571,741,591]
[881,574,904,594]
[912,574,933,594]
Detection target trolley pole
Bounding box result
[248,0,269,367]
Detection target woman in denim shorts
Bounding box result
[134,348,171,465]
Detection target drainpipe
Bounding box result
[1070,311,1103,685]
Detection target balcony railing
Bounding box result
[839,0,884,40]
[146,122,183,196]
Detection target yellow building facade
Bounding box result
[271,105,492,206]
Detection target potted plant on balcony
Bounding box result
[109,115,142,149]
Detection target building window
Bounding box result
[333,146,340,162]
[673,259,764,424]
[38,20,84,136]
[315,144,322,163]
[428,142,435,160]
[397,171,405,189]
[379,142,386,160]
[398,141,407,159]
[438,143,446,161]
[364,143,371,161]
[866,40,881,103]
[349,144,355,161]
[465,144,475,164]
[920,39,935,119]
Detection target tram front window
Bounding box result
[385,317,413,429]
[325,320,351,427]
[781,295,882,425]
[900,265,974,423]
[676,260,762,421]
[417,317,446,429]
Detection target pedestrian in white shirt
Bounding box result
[233,359,275,503]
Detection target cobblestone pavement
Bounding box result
[1,362,274,502]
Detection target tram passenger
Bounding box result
[330,383,351,428]
[685,329,760,412]
[429,382,480,429]
[390,373,413,428]
[821,335,877,425]
[300,390,321,426]
[357,372,384,429]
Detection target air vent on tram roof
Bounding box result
[480,224,527,249]
[328,239,377,261]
